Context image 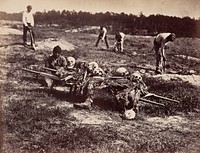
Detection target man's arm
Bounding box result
[45,56,55,69]
[22,11,28,26]
[160,38,166,60]
[60,56,67,68]
[30,13,34,27]
[101,27,107,40]
[120,32,125,40]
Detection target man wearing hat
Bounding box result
[153,33,176,74]
[22,5,36,50]
[46,45,67,70]
[45,45,67,87]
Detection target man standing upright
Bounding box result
[153,33,176,74]
[22,5,36,50]
[95,26,109,49]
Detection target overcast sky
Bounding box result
[0,0,200,19]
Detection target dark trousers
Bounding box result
[95,34,109,49]
[23,24,35,46]
[154,40,164,73]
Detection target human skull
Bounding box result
[123,109,136,120]
[115,67,129,76]
[88,62,99,72]
[130,71,142,82]
[93,67,105,76]
[67,57,75,68]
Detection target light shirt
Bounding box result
[22,11,34,26]
[99,27,107,39]
[119,32,125,39]
[116,32,125,42]
[100,27,107,34]
[154,33,171,44]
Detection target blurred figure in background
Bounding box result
[114,32,125,52]
[95,26,109,49]
[153,33,176,74]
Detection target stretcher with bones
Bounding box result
[22,66,180,108]
[22,66,88,96]
[102,76,180,109]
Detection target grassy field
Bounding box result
[1,23,200,153]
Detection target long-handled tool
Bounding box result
[143,93,180,104]
[29,28,36,50]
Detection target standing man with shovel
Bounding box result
[95,26,109,49]
[153,33,176,74]
[22,5,36,50]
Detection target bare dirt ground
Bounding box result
[1,21,200,153]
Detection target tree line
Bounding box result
[0,10,200,38]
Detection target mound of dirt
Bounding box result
[36,38,75,51]
[175,54,200,63]
[65,26,99,33]
[153,74,200,87]
[0,26,22,35]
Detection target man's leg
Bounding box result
[29,28,36,50]
[154,42,162,74]
[118,41,123,52]
[154,40,163,74]
[29,29,35,46]
[162,50,166,73]
[113,42,118,52]
[160,54,164,73]
[95,35,101,47]
[104,36,109,49]
[155,51,162,74]
[23,25,28,45]
[116,42,122,52]
[121,41,124,52]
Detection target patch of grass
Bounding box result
[2,27,200,153]
[144,77,200,115]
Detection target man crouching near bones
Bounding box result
[45,45,67,87]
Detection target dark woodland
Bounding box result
[0,10,200,37]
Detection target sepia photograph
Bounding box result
[0,0,200,152]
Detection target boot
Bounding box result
[74,97,93,109]
[23,41,28,46]
[32,44,36,50]
[155,69,162,75]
